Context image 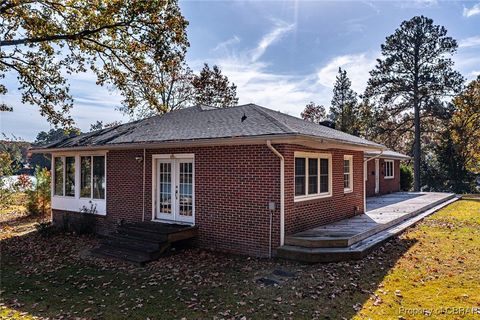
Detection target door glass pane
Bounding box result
[179,162,193,217]
[93,156,105,199]
[65,156,75,197]
[159,162,172,214]
[54,157,63,196]
[80,156,91,198]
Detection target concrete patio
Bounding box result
[277,192,458,263]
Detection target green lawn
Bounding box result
[1,200,479,319]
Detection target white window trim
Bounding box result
[151,153,195,225]
[384,159,394,179]
[51,151,107,215]
[294,152,332,202]
[344,155,353,193]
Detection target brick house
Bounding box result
[364,151,410,197]
[33,104,395,258]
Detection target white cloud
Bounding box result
[459,36,480,48]
[463,3,480,17]
[316,53,378,94]
[399,0,438,8]
[469,70,480,78]
[204,21,379,118]
[249,20,295,62]
[212,35,241,52]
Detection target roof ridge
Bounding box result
[249,104,294,134]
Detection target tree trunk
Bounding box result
[413,100,421,191]
[413,40,421,192]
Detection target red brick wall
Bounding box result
[278,145,365,236]
[145,145,281,257]
[52,144,367,257]
[365,158,401,197]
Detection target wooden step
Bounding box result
[90,221,198,264]
[116,227,169,242]
[276,196,459,263]
[100,235,162,252]
[91,242,171,265]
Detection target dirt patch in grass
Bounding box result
[1,200,479,319]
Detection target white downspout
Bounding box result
[363,150,384,213]
[266,140,285,247]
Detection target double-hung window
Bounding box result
[295,152,331,201]
[384,160,394,179]
[344,155,353,193]
[53,156,75,197]
[80,156,106,199]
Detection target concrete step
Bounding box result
[276,196,459,263]
[284,193,456,248]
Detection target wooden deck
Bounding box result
[277,192,458,263]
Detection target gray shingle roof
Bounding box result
[36,104,385,150]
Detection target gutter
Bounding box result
[266,140,285,252]
[29,133,386,154]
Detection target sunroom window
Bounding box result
[80,155,105,199]
[54,157,63,196]
[294,153,331,200]
[53,156,75,197]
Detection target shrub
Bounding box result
[69,202,97,235]
[400,163,414,191]
[26,167,51,216]
[17,174,33,190]
[36,220,58,238]
[0,152,17,209]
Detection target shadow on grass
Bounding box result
[1,229,418,319]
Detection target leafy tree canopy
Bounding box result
[0,0,188,126]
[192,63,238,108]
[450,76,480,174]
[301,102,326,124]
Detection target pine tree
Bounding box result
[365,16,464,191]
[330,68,359,135]
[192,64,238,108]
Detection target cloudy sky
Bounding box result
[1,0,479,141]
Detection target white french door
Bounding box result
[154,156,194,224]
